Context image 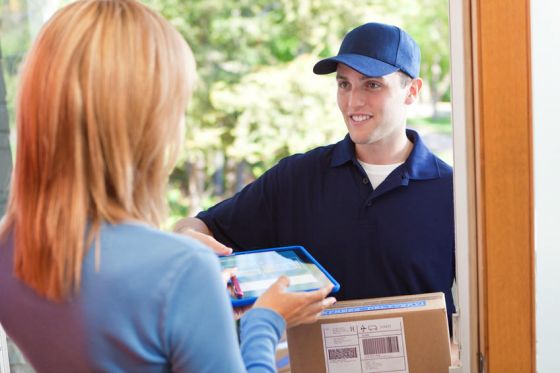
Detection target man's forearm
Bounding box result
[174,217,213,236]
[174,217,232,255]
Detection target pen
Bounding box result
[231,275,243,299]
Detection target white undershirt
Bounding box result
[358,160,404,189]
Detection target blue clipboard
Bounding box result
[219,245,340,307]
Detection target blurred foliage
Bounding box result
[1,0,31,144]
[1,0,452,229]
[143,0,452,227]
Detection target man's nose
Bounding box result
[348,87,366,108]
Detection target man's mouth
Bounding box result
[350,114,372,122]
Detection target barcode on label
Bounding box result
[362,336,400,355]
[328,347,358,360]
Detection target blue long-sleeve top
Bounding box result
[0,222,285,372]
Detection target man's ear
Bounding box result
[405,78,423,105]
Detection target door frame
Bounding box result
[463,0,535,371]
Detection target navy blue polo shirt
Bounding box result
[198,129,455,325]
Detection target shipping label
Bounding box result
[321,317,408,373]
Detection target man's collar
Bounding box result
[404,129,441,180]
[330,134,355,167]
[330,129,441,180]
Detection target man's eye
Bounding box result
[338,81,349,89]
[367,81,381,89]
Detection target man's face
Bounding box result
[336,64,419,153]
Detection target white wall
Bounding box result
[531,1,560,371]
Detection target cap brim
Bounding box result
[313,54,399,77]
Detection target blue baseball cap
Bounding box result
[313,22,421,79]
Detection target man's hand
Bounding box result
[174,217,232,256]
[181,228,232,256]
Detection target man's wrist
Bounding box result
[173,219,194,234]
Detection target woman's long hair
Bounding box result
[0,0,196,300]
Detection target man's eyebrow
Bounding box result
[335,74,382,81]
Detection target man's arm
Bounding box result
[174,217,232,255]
[174,217,212,235]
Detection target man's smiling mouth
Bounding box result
[350,114,372,122]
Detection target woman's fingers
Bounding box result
[285,289,337,327]
[271,275,290,291]
[301,295,336,318]
[253,278,337,328]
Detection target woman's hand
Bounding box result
[254,276,336,328]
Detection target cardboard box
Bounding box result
[287,292,451,373]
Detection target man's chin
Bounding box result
[347,132,377,146]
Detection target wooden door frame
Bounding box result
[470,0,535,371]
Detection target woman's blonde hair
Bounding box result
[0,0,196,300]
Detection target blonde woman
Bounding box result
[0,0,335,372]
